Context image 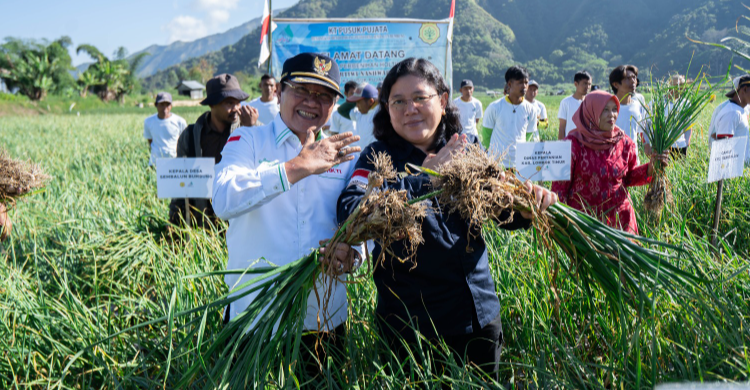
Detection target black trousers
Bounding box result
[380,312,504,382]
[669,146,688,158]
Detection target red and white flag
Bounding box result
[447,0,456,42]
[257,0,274,68]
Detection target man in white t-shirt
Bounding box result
[709,75,750,166]
[339,82,380,149]
[241,74,279,126]
[143,92,187,166]
[525,80,547,129]
[453,79,484,136]
[610,65,646,159]
[482,65,538,168]
[557,70,592,139]
[329,80,358,135]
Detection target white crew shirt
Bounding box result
[530,99,547,121]
[143,113,187,166]
[453,96,484,136]
[558,95,583,135]
[483,96,538,168]
[242,96,280,126]
[616,98,647,158]
[329,109,356,135]
[709,100,750,165]
[350,104,380,149]
[213,114,362,330]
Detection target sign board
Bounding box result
[271,18,453,91]
[515,141,572,182]
[156,158,215,199]
[707,137,747,183]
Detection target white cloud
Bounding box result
[165,15,208,43]
[207,9,231,25]
[163,0,246,43]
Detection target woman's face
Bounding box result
[387,74,448,152]
[598,99,619,132]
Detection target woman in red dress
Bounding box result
[551,90,668,234]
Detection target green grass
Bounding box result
[0,99,748,389]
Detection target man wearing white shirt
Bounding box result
[338,82,380,149]
[453,79,484,136]
[525,80,547,128]
[143,92,187,166]
[328,80,358,135]
[610,65,646,159]
[212,53,363,378]
[709,75,750,166]
[482,65,538,168]
[241,74,279,126]
[557,70,591,140]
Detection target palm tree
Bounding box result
[76,44,149,103]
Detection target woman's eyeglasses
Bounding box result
[387,94,438,112]
[283,82,336,105]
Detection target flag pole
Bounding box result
[267,0,273,75]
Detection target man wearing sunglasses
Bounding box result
[212,52,363,380]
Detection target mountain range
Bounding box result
[140,0,746,90]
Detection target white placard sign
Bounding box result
[707,137,747,183]
[515,141,572,182]
[156,158,215,199]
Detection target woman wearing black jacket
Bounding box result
[337,58,556,380]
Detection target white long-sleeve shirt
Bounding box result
[213,114,360,330]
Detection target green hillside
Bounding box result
[142,0,747,91]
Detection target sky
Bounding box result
[0,0,299,66]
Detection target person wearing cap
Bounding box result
[143,92,187,167]
[453,79,484,137]
[329,80,359,135]
[376,81,383,96]
[338,82,380,149]
[643,74,693,157]
[212,52,363,378]
[241,73,279,126]
[168,73,258,226]
[525,80,548,129]
[708,75,750,166]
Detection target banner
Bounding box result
[271,18,453,91]
[156,158,215,199]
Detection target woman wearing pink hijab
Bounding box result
[551,90,668,234]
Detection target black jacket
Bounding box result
[337,132,530,339]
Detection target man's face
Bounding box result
[461,86,473,99]
[278,81,336,133]
[525,85,538,101]
[575,78,592,96]
[210,98,242,126]
[356,98,376,114]
[508,78,528,99]
[738,85,750,107]
[260,78,276,100]
[156,102,172,117]
[615,70,637,95]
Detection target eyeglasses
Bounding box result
[387,94,438,112]
[283,82,336,105]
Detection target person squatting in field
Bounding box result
[337,58,557,381]
[168,73,258,226]
[212,53,364,380]
[551,90,669,234]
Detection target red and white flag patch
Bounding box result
[347,168,370,188]
[226,135,241,144]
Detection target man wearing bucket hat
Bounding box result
[168,73,258,226]
[212,53,364,379]
[708,75,750,166]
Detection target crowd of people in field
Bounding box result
[132,53,750,381]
